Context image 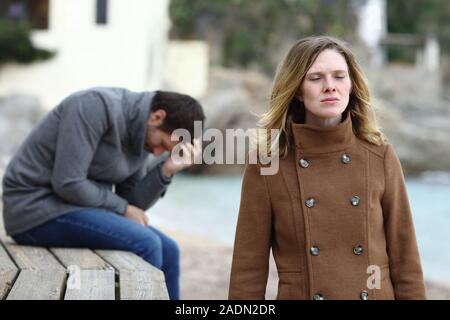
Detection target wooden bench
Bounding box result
[0,210,169,300]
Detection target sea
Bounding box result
[149,171,450,284]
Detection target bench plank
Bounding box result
[96,250,169,300]
[7,270,66,300]
[51,248,112,270]
[120,270,169,300]
[95,250,163,275]
[0,243,19,299]
[64,269,115,300]
[4,244,65,271]
[3,243,67,300]
[51,248,116,300]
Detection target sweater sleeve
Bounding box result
[50,94,128,215]
[228,162,272,300]
[381,144,426,299]
[115,161,172,211]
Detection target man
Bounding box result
[2,87,205,300]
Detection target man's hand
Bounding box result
[162,138,202,178]
[124,204,149,227]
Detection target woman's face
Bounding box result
[298,49,352,120]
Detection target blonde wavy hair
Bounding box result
[259,35,386,158]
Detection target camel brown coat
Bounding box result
[229,114,426,300]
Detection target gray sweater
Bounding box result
[2,87,172,236]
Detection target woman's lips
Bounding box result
[321,98,339,104]
[321,97,339,102]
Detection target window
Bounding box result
[96,0,108,25]
[0,0,49,30]
[27,0,49,29]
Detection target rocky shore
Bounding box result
[198,66,450,176]
[167,227,450,300]
[1,65,449,300]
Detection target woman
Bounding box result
[229,36,426,300]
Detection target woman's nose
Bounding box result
[323,76,336,92]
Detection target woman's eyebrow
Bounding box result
[307,70,348,75]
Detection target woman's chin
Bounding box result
[320,105,346,116]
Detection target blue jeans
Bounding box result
[12,209,180,300]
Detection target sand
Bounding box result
[165,228,450,300]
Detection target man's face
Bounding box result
[144,110,179,156]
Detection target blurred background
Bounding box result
[0,0,449,299]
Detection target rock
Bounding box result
[166,225,450,300]
[368,64,450,175]
[193,67,271,175]
[197,66,450,176]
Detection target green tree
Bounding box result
[170,0,357,71]
[387,0,450,61]
[0,19,54,65]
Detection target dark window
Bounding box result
[27,0,49,29]
[96,0,108,24]
[0,0,49,30]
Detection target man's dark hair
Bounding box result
[151,91,205,141]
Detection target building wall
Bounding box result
[164,40,209,99]
[0,0,170,109]
[356,0,387,66]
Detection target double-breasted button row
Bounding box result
[304,195,360,208]
[298,153,352,169]
[313,290,369,300]
[312,292,368,300]
[300,154,359,210]
[309,245,364,256]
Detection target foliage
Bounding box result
[387,0,450,61]
[0,19,54,65]
[170,0,358,71]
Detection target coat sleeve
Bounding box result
[115,161,171,211]
[228,162,272,300]
[381,144,426,299]
[50,94,128,215]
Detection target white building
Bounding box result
[355,0,387,66]
[0,0,170,109]
[355,0,440,70]
[163,40,209,99]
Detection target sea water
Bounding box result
[149,173,450,284]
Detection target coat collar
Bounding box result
[291,112,356,154]
[122,89,155,156]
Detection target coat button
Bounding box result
[313,293,324,300]
[310,246,320,256]
[353,245,363,255]
[341,154,351,164]
[305,198,315,208]
[360,290,369,300]
[350,196,360,206]
[299,158,310,168]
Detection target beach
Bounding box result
[0,203,448,300]
[165,227,450,300]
